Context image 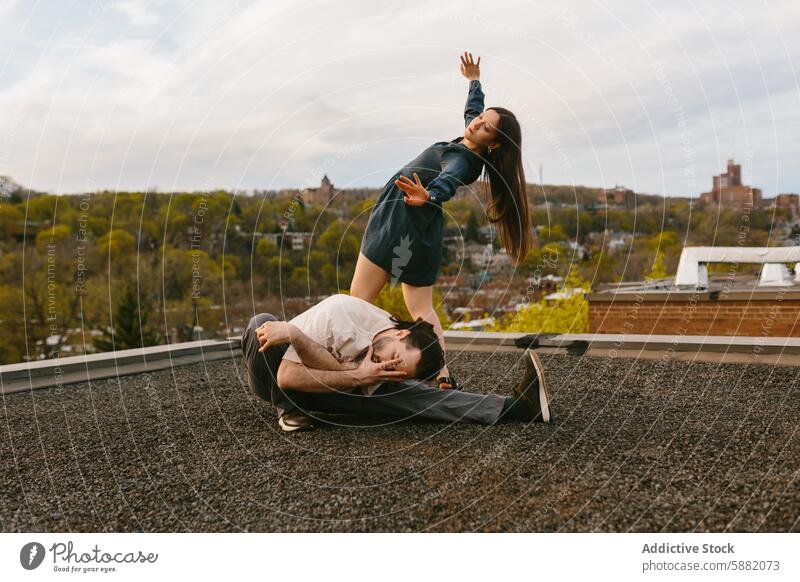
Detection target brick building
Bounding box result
[766,193,800,219]
[300,175,336,205]
[589,288,800,337]
[599,186,636,209]
[699,159,762,210]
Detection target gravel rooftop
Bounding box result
[2,351,798,532]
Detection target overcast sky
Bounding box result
[1,0,798,197]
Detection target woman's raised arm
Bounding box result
[460,51,484,127]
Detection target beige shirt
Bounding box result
[281,294,396,396]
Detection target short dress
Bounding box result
[360,79,487,287]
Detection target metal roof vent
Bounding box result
[674,246,800,289]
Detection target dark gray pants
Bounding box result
[240,313,507,425]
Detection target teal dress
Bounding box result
[361,80,487,286]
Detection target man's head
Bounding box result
[370,315,444,381]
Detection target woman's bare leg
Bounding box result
[350,252,389,303]
[401,282,449,380]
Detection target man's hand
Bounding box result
[256,321,295,352]
[396,172,430,207]
[349,345,408,386]
[460,51,480,81]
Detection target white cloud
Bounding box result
[0,0,798,197]
[109,1,160,27]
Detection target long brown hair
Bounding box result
[480,106,531,264]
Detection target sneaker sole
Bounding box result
[527,350,551,423]
[278,417,314,432]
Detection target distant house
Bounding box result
[587,230,631,254]
[438,274,467,288]
[266,231,313,251]
[606,236,629,254]
[526,273,563,291]
[449,317,496,331]
[478,224,496,243]
[567,240,588,260]
[455,243,512,273]
[300,175,337,206]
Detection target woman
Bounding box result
[351,51,532,390]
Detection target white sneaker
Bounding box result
[278,411,315,432]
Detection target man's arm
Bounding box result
[288,326,356,370]
[276,346,406,393]
[276,361,359,393]
[256,321,355,370]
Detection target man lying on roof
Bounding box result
[241,294,552,432]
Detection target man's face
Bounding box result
[371,331,422,378]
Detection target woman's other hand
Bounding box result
[396,173,430,206]
[460,51,480,80]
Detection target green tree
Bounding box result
[372,285,451,327]
[97,228,135,255]
[465,211,480,242]
[255,237,278,260]
[94,284,161,352]
[0,204,24,240]
[646,250,668,280]
[265,256,293,296]
[488,267,590,333]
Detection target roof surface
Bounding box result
[2,351,798,532]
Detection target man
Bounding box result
[240,294,552,432]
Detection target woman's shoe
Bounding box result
[437,375,464,390]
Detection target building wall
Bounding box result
[589,294,800,336]
[700,159,764,210]
[599,187,636,209]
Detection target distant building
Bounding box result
[449,317,496,331]
[300,175,337,206]
[699,159,762,210]
[587,246,800,337]
[471,244,494,269]
[588,230,632,254]
[567,240,588,260]
[599,186,636,209]
[455,242,512,273]
[765,193,800,219]
[266,231,313,251]
[526,273,563,291]
[438,274,467,289]
[478,224,496,243]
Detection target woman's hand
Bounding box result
[460,51,480,80]
[396,172,430,207]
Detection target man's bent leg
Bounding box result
[240,313,298,416]
[285,379,506,425]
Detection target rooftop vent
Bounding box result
[674,246,800,288]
